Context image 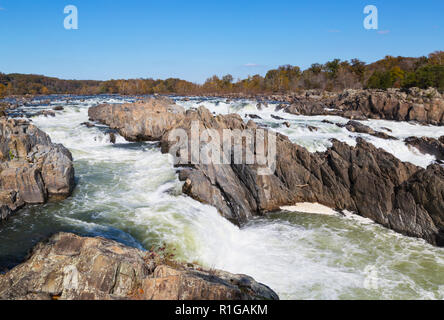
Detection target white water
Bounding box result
[1,96,443,300]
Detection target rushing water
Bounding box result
[0,96,443,300]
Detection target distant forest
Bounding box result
[1,51,443,98]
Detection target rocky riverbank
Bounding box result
[89,97,444,246]
[0,117,75,221]
[0,233,279,300]
[202,87,444,125]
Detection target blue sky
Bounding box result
[0,0,443,83]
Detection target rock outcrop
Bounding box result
[89,98,444,246]
[0,118,75,221]
[405,136,444,162]
[282,88,444,125]
[340,121,397,140]
[0,233,279,300]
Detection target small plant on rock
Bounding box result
[143,243,179,269]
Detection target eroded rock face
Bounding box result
[0,118,75,221]
[0,233,279,300]
[283,88,444,125]
[88,98,444,246]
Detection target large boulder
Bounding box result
[0,118,75,221]
[88,98,444,246]
[88,97,185,142]
[0,233,279,300]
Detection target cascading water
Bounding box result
[0,96,443,300]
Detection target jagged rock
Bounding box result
[81,122,95,128]
[0,118,75,221]
[344,121,397,140]
[307,125,318,132]
[247,114,262,120]
[285,98,325,116]
[275,104,286,112]
[343,110,368,121]
[35,110,56,118]
[282,88,444,125]
[405,136,444,161]
[109,132,116,144]
[88,98,444,246]
[53,106,64,111]
[271,115,285,120]
[0,233,279,300]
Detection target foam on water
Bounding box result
[0,96,443,300]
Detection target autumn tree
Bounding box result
[428,51,444,65]
[0,84,6,98]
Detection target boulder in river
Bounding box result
[344,121,397,140]
[0,233,279,300]
[405,136,444,161]
[81,122,95,128]
[0,118,75,221]
[88,97,185,142]
[271,114,286,121]
[247,114,262,120]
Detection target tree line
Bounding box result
[1,51,443,98]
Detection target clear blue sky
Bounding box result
[0,0,443,83]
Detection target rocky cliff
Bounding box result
[0,118,75,221]
[89,98,444,246]
[0,233,279,300]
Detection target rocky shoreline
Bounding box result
[0,233,278,300]
[89,97,444,246]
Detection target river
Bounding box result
[0,96,443,300]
